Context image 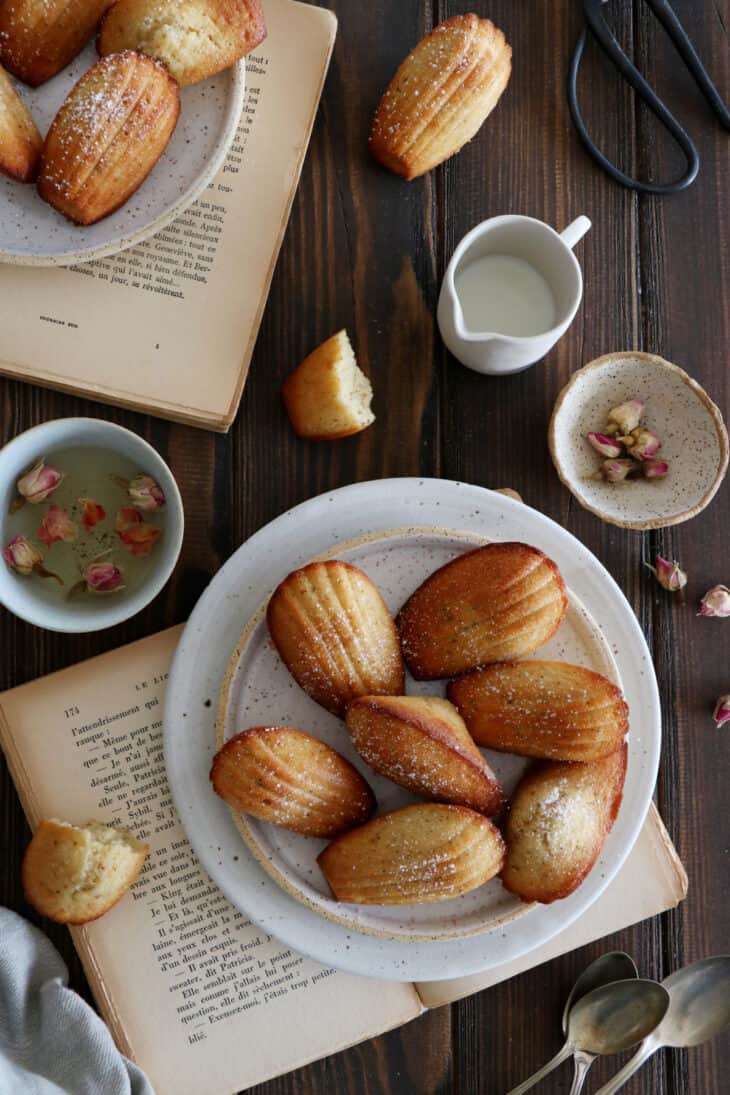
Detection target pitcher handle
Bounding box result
[560,216,592,249]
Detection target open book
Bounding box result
[0,628,687,1095]
[0,0,337,431]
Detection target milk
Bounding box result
[454,254,557,337]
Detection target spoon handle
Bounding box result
[506,1044,572,1095]
[593,1043,657,1095]
[568,1051,595,1095]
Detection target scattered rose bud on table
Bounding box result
[128,474,165,512]
[646,555,687,592]
[11,458,65,511]
[3,534,61,583]
[79,497,106,529]
[39,505,77,546]
[699,585,730,618]
[712,695,730,727]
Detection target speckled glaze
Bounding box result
[549,352,729,530]
[217,528,618,942]
[0,43,245,266]
[163,480,661,983]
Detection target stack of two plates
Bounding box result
[163,479,660,983]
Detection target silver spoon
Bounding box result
[506,978,669,1095]
[561,952,639,1091]
[594,956,730,1094]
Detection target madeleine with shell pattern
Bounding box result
[0,63,41,181]
[210,727,375,839]
[318,802,505,905]
[397,542,568,681]
[266,560,405,717]
[0,0,116,87]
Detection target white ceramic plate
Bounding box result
[164,480,661,982]
[0,43,245,266]
[217,529,619,942]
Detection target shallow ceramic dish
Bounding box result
[549,352,728,530]
[0,43,245,266]
[217,528,619,943]
[163,479,661,982]
[0,418,183,631]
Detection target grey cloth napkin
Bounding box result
[0,908,155,1095]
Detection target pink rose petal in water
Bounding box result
[39,505,78,546]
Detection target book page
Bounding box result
[0,0,336,430]
[416,804,688,1010]
[0,628,422,1095]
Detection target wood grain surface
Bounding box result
[1,2,729,1092]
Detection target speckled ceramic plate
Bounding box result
[549,352,729,530]
[164,480,661,982]
[0,43,245,266]
[216,529,619,942]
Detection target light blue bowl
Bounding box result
[0,418,184,632]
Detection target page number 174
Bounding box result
[64,705,80,719]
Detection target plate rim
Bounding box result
[0,61,245,267]
[163,478,662,982]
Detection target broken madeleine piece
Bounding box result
[502,747,627,904]
[347,695,504,815]
[22,818,148,924]
[37,51,180,226]
[210,727,375,838]
[282,330,375,440]
[397,542,568,680]
[98,0,267,87]
[369,14,512,180]
[267,560,404,717]
[0,63,41,181]
[0,0,115,87]
[318,802,505,905]
[448,660,629,762]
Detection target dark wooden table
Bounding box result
[2,2,729,1092]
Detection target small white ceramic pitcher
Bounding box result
[437,214,591,375]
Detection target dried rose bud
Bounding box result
[646,555,687,592]
[39,505,77,546]
[699,585,730,618]
[3,534,61,583]
[643,459,669,480]
[586,432,623,458]
[623,427,662,460]
[128,474,165,512]
[79,498,106,529]
[596,458,639,483]
[116,506,161,557]
[606,399,645,437]
[83,560,125,594]
[712,695,730,727]
[13,458,65,509]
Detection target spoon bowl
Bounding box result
[562,952,639,1034]
[568,978,670,1055]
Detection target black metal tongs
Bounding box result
[568,0,730,194]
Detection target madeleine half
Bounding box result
[0,63,41,181]
[37,51,180,226]
[267,560,405,717]
[502,747,628,904]
[22,819,148,924]
[369,14,512,180]
[282,330,375,441]
[347,695,504,815]
[448,661,629,762]
[397,542,568,680]
[318,803,505,905]
[210,727,375,838]
[0,0,116,87]
[98,0,267,86]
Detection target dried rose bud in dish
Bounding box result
[69,560,125,597]
[127,475,165,512]
[11,458,65,511]
[605,399,645,437]
[39,506,77,546]
[699,585,730,618]
[712,695,730,727]
[586,399,668,483]
[3,535,61,583]
[643,459,669,480]
[646,555,687,592]
[586,432,623,458]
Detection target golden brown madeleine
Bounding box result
[318,802,505,905]
[0,0,115,87]
[22,818,148,924]
[369,14,512,180]
[37,51,180,226]
[502,746,628,904]
[210,727,375,838]
[397,542,568,680]
[0,63,41,181]
[98,0,267,87]
[267,560,405,717]
[282,330,375,440]
[448,660,629,762]
[346,695,504,815]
